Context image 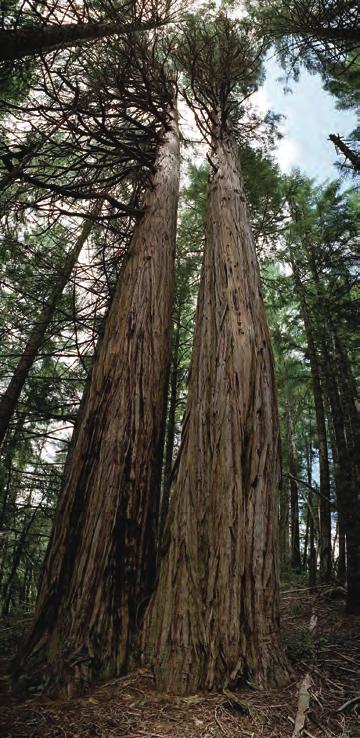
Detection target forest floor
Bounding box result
[0,584,359,738]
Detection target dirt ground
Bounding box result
[0,586,359,738]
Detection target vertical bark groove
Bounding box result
[142,136,289,694]
[14,115,180,693]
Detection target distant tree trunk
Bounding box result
[159,310,181,536]
[289,473,301,573]
[0,18,166,62]
[0,415,25,528]
[338,510,347,582]
[0,210,100,448]
[142,134,289,694]
[311,363,332,583]
[285,401,302,573]
[308,495,317,588]
[328,424,347,583]
[19,565,30,609]
[329,134,360,172]
[306,441,317,587]
[308,259,359,613]
[303,513,309,570]
[14,114,180,694]
[318,339,360,613]
[330,323,360,462]
[291,261,332,581]
[1,496,39,615]
[279,478,290,570]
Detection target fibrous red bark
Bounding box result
[142,134,289,694]
[14,114,180,694]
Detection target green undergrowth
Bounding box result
[284,630,330,663]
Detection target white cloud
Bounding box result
[252,87,271,115]
[253,86,299,172]
[276,137,300,172]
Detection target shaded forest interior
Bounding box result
[0,0,359,736]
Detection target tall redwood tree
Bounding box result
[142,17,289,694]
[13,56,180,691]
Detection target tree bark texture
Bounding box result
[14,116,180,693]
[142,135,289,695]
[0,19,165,62]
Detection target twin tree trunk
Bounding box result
[14,116,180,694]
[142,135,289,695]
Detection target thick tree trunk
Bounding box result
[142,135,289,695]
[13,116,180,694]
[0,211,99,448]
[0,18,165,62]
